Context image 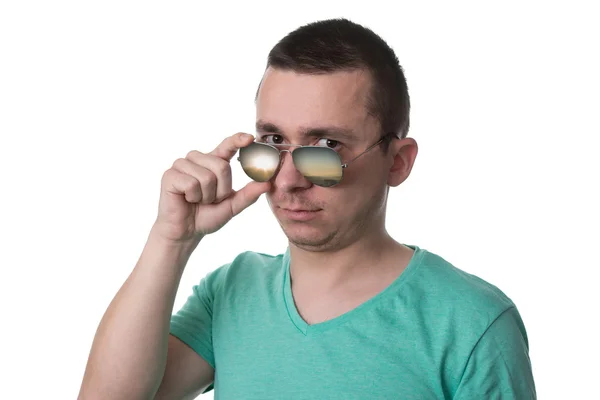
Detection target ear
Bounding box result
[387,137,418,187]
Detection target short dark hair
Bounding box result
[258,18,410,150]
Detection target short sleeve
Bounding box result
[453,307,537,399]
[170,275,216,369]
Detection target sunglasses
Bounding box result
[237,136,386,187]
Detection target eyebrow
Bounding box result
[255,120,358,142]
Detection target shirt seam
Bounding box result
[454,305,516,395]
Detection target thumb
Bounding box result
[228,181,271,217]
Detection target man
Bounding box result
[79,18,536,399]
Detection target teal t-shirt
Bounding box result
[170,245,536,399]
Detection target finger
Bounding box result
[184,150,232,202]
[209,132,255,161]
[163,169,202,203]
[172,158,218,204]
[227,181,271,217]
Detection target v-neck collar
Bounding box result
[281,244,424,336]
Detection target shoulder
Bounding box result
[200,249,286,294]
[411,246,516,317]
[404,246,527,348]
[405,247,534,394]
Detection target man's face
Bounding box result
[255,67,392,251]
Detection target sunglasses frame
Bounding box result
[237,135,388,187]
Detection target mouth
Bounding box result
[277,206,322,221]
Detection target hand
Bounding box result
[154,132,270,243]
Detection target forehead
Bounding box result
[255,67,375,139]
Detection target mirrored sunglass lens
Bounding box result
[239,143,280,182]
[293,147,343,187]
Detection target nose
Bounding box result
[273,150,312,192]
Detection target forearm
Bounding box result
[79,227,200,400]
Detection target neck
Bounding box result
[288,226,408,291]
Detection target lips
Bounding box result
[277,207,322,221]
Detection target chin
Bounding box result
[280,223,339,250]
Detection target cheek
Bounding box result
[344,161,386,190]
[323,186,369,216]
[338,168,388,207]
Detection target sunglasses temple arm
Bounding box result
[342,138,385,167]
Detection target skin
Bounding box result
[256,67,419,322]
[78,66,418,399]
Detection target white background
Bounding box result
[1,1,598,398]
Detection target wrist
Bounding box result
[145,225,202,265]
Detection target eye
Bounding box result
[316,138,341,150]
[261,134,285,144]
